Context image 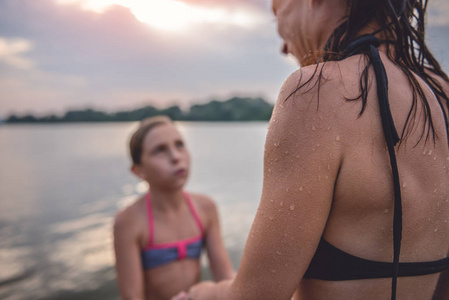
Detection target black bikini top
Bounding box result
[303,35,449,300]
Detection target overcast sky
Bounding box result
[0,0,448,117]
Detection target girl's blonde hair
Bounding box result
[129,115,172,165]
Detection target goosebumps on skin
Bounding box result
[173,0,449,300]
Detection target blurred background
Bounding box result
[0,0,448,299]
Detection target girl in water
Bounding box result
[114,116,234,300]
[174,0,449,299]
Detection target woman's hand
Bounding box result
[188,281,216,299]
[171,281,218,300]
[171,290,189,300]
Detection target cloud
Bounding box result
[1,0,447,117]
[0,38,35,69]
[54,0,269,32]
[0,0,294,117]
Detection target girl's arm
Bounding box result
[114,209,146,300]
[185,67,344,300]
[203,197,235,281]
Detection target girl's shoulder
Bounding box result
[186,192,218,227]
[113,195,147,236]
[187,192,216,213]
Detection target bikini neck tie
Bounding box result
[344,35,402,300]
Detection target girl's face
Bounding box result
[134,123,190,191]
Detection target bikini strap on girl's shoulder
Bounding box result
[145,192,155,247]
[184,192,204,235]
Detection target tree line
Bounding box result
[5,97,274,123]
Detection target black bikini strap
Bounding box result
[345,35,402,300]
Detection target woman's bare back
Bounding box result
[297,51,449,300]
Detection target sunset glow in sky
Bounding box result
[56,0,260,31]
[0,0,448,117]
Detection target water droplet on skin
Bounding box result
[285,151,289,155]
[327,164,331,170]
[384,209,389,214]
[268,168,272,172]
[269,216,274,221]
[260,210,264,215]
[336,135,340,141]
[312,126,316,131]
[270,199,274,203]
[274,142,280,148]
[280,201,284,207]
[434,156,437,160]
[327,126,331,131]
[434,189,438,193]
[444,220,448,223]
[423,150,427,155]
[274,157,279,162]
[402,182,407,188]
[299,186,303,192]
[435,227,439,232]
[295,155,300,159]
[319,116,323,120]
[290,205,295,211]
[324,175,329,179]
[276,250,282,255]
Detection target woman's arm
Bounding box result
[432,269,449,300]
[202,197,236,281]
[114,209,146,300]
[186,66,344,300]
[432,248,449,300]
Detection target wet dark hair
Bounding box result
[293,0,449,145]
[129,115,172,165]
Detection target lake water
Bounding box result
[0,122,268,300]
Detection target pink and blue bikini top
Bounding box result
[141,192,204,269]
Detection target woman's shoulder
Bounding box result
[281,57,364,104]
[272,57,372,153]
[278,59,363,117]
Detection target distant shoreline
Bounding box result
[3,97,274,124]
